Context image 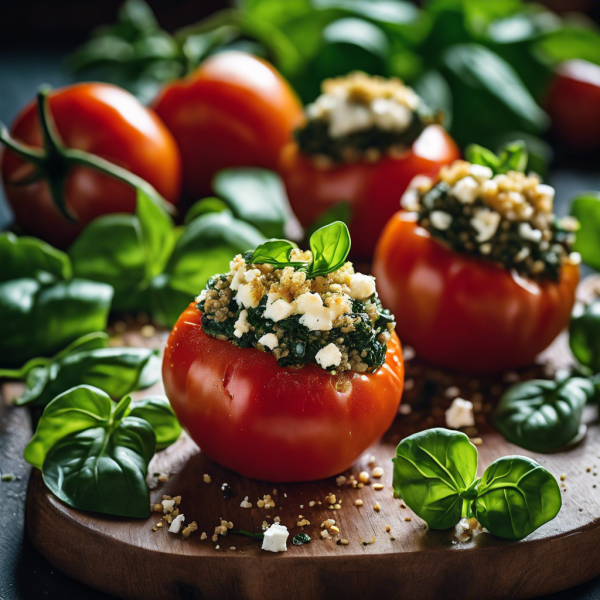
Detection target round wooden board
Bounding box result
[18,283,600,600]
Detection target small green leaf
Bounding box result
[184,197,229,225]
[570,300,600,373]
[128,396,182,450]
[465,144,501,171]
[308,221,351,278]
[572,193,600,271]
[249,239,298,268]
[497,140,528,173]
[475,456,562,540]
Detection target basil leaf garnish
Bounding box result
[128,396,182,450]
[465,140,528,175]
[494,378,594,453]
[392,428,478,530]
[475,456,562,540]
[570,300,600,373]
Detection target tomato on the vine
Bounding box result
[280,125,460,260]
[1,83,181,248]
[153,51,304,200]
[162,304,404,482]
[373,212,579,373]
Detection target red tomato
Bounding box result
[162,304,404,482]
[153,51,304,200]
[546,59,600,152]
[1,83,181,248]
[372,212,579,373]
[280,124,460,260]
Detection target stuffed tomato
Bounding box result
[373,151,580,373]
[163,223,404,481]
[281,72,460,260]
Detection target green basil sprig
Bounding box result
[393,428,562,540]
[0,332,160,408]
[465,140,528,175]
[494,378,594,453]
[248,221,351,279]
[570,300,600,374]
[25,385,181,517]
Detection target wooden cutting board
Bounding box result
[14,283,600,600]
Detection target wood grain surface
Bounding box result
[16,279,600,600]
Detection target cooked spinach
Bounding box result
[494,378,594,453]
[392,428,562,540]
[25,385,181,518]
[292,532,311,545]
[0,332,160,408]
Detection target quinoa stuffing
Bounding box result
[401,154,580,281]
[197,248,395,373]
[294,72,439,164]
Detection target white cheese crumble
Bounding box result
[348,273,376,300]
[429,210,452,231]
[169,514,185,533]
[469,164,493,182]
[445,398,475,430]
[315,343,342,369]
[236,283,260,309]
[234,309,250,339]
[258,333,279,350]
[470,208,501,243]
[261,523,289,553]
[240,496,253,509]
[264,293,295,322]
[454,517,483,543]
[451,176,479,204]
[518,222,543,243]
[295,293,350,331]
[161,499,175,513]
[195,290,208,303]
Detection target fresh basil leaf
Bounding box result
[572,193,600,271]
[475,456,562,540]
[0,232,72,282]
[128,396,182,450]
[24,385,114,469]
[184,197,229,225]
[53,331,110,359]
[392,428,478,530]
[306,202,352,239]
[43,415,155,518]
[465,144,501,172]
[213,168,288,239]
[0,278,113,368]
[249,239,297,267]
[494,378,593,453]
[68,214,147,310]
[497,140,528,173]
[570,301,600,373]
[308,221,351,277]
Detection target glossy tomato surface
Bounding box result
[163,304,404,482]
[373,212,579,373]
[153,51,304,199]
[281,125,460,260]
[546,59,600,152]
[1,83,181,248]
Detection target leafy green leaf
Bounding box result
[494,378,594,453]
[0,232,72,282]
[308,221,351,277]
[572,193,600,271]
[249,239,297,267]
[570,300,600,373]
[184,197,229,225]
[465,140,528,175]
[475,456,562,540]
[24,385,114,469]
[128,396,182,450]
[392,428,478,530]
[213,168,288,239]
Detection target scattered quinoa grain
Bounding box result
[372,467,384,478]
[358,471,370,484]
[340,539,349,545]
[203,474,211,483]
[385,525,391,533]
[560,474,566,481]
[405,517,412,522]
[354,499,363,506]
[201,532,207,540]
[373,503,381,512]
[373,484,384,491]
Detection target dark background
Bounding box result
[1,1,600,599]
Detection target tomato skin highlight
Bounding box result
[162,304,404,482]
[546,59,600,152]
[280,124,460,260]
[153,51,304,200]
[373,212,579,373]
[1,83,181,248]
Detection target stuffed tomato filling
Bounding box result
[294,72,439,165]
[197,245,395,374]
[401,158,580,281]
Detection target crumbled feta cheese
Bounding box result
[371,98,412,132]
[514,247,530,262]
[245,269,261,283]
[315,343,342,369]
[445,398,475,429]
[536,183,555,200]
[240,496,252,509]
[234,309,250,339]
[169,514,185,533]
[348,273,376,300]
[296,293,333,331]
[470,208,501,242]
[258,333,279,350]
[455,517,483,543]
[162,499,175,513]
[518,222,543,243]
[229,256,247,291]
[235,284,260,308]
[451,176,480,204]
[261,523,289,552]
[264,293,295,322]
[329,99,373,138]
[195,290,208,303]
[469,164,493,182]
[429,210,452,231]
